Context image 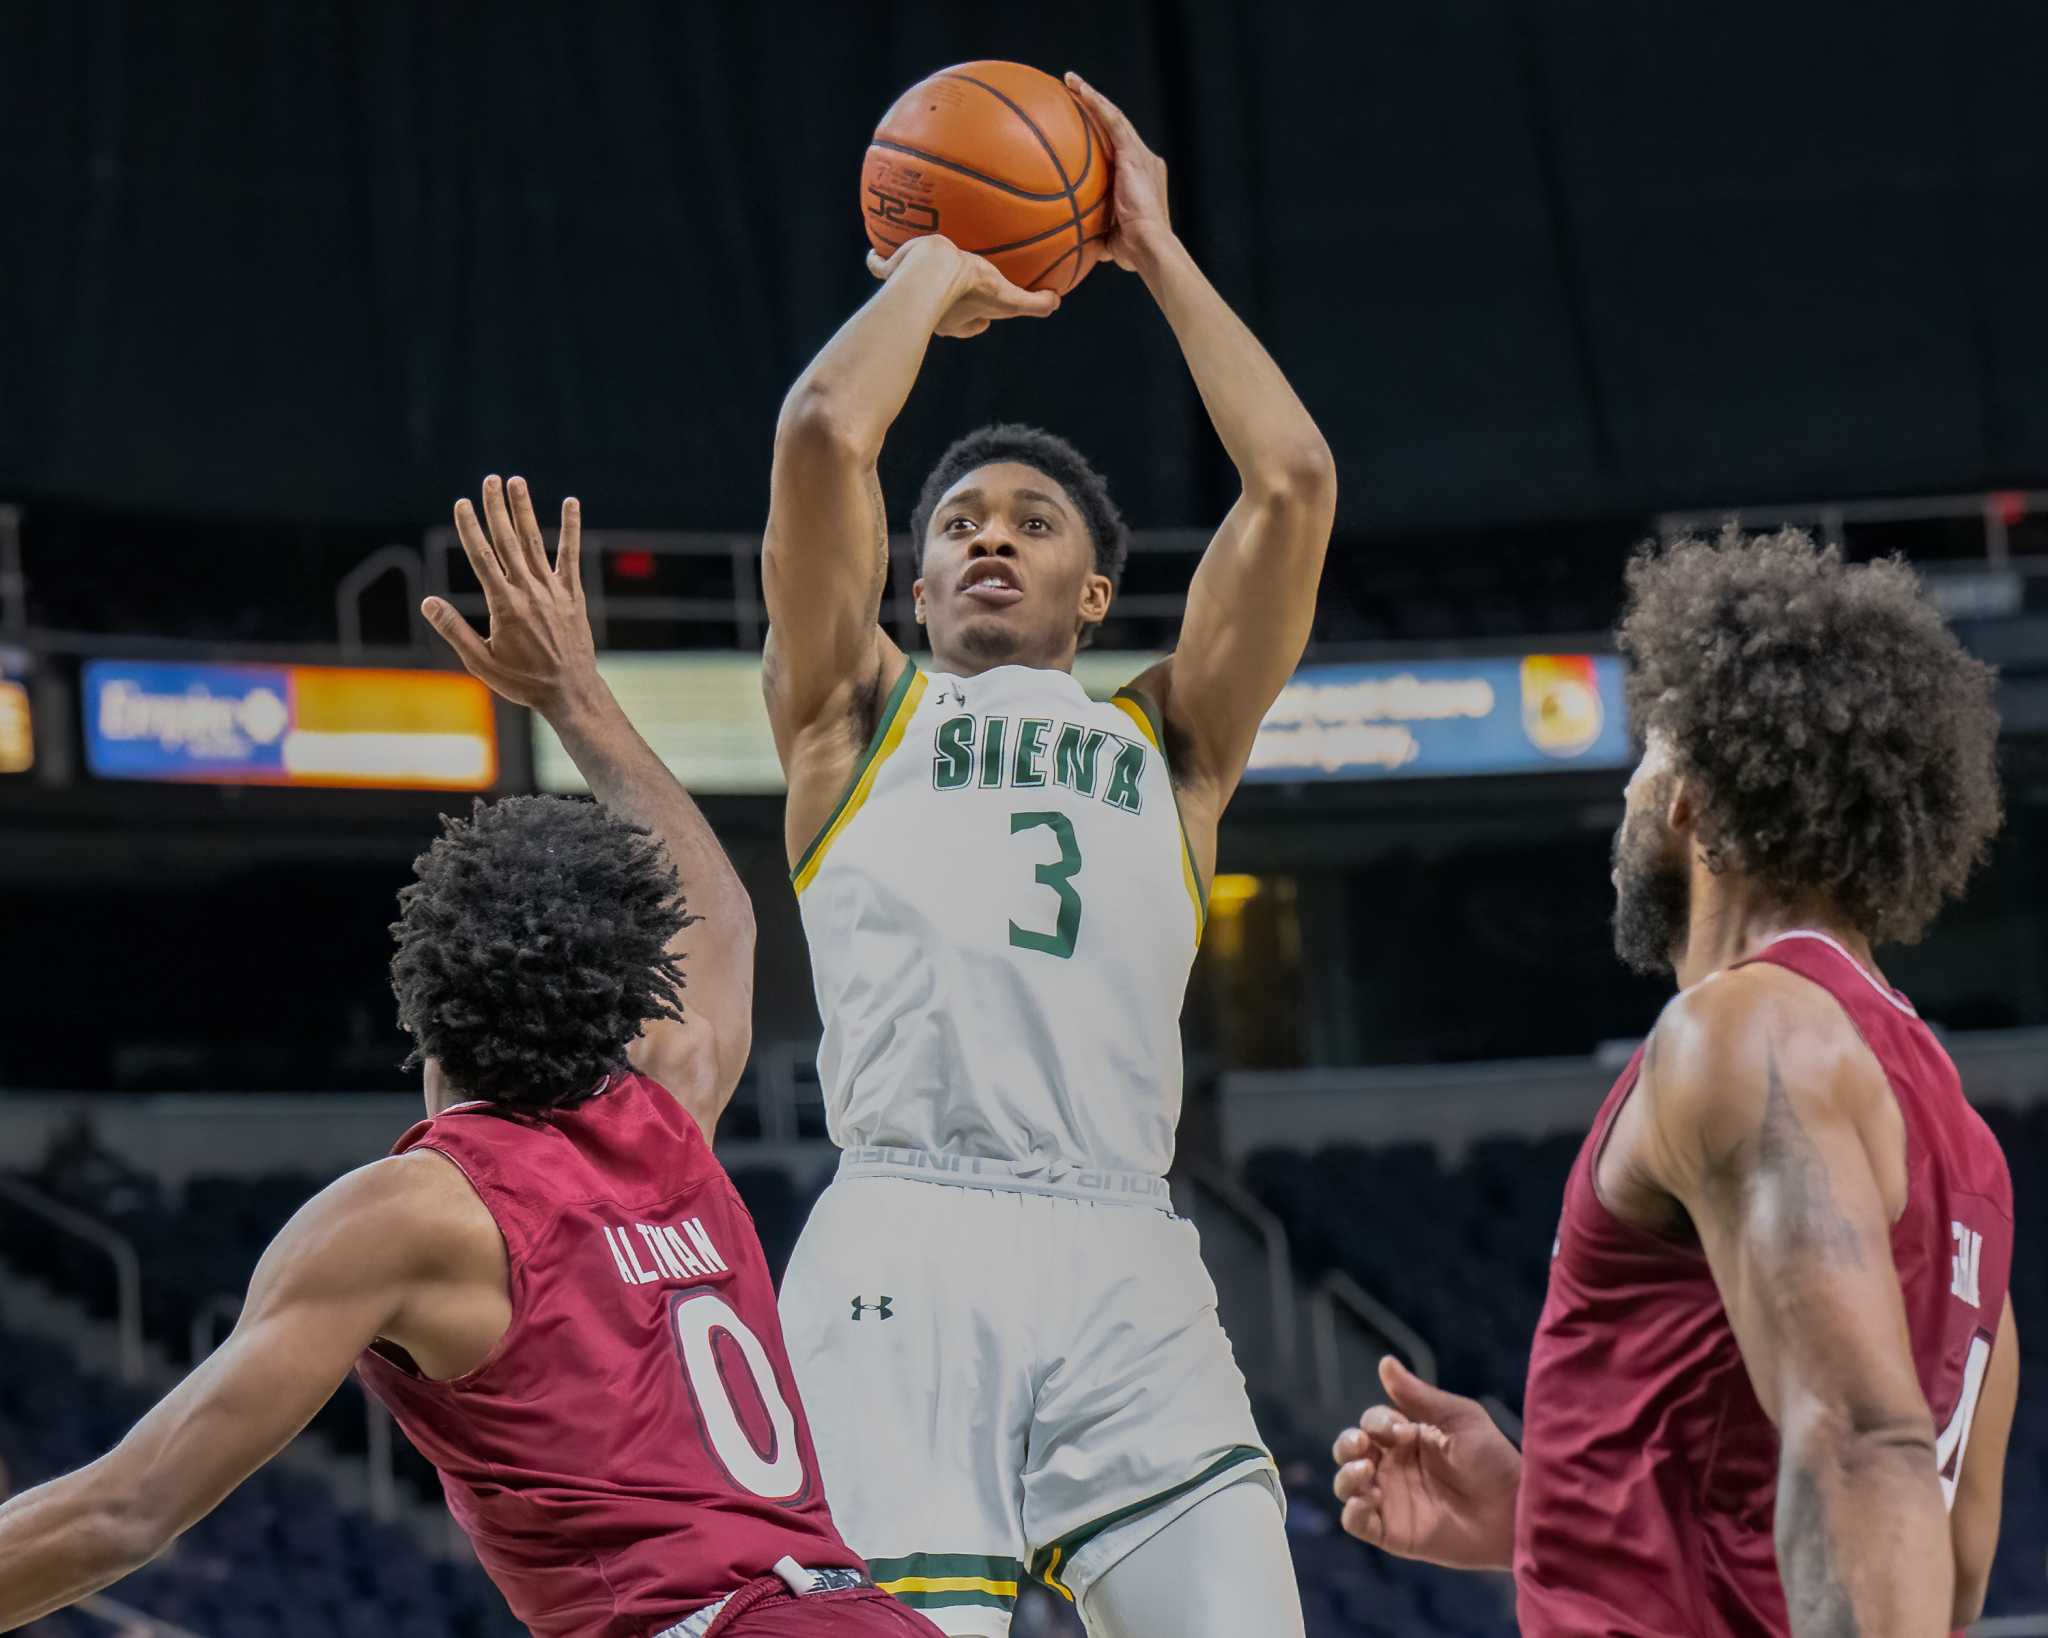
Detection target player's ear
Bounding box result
[1665,773,1699,836]
[1078,571,1113,625]
[912,576,928,626]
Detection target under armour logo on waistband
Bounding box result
[850,1295,894,1321]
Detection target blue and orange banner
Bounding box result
[84,661,496,789]
[0,656,32,775]
[1242,654,1631,782]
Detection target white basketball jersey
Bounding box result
[794,660,1207,1179]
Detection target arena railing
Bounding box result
[188,1292,241,1368]
[1306,1269,1437,1410]
[0,505,24,641]
[77,1592,209,1638]
[190,1286,401,1523]
[413,523,1214,656]
[0,1174,143,1384]
[1180,1160,1300,1381]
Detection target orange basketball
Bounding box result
[861,61,1115,295]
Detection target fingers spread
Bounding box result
[508,476,550,577]
[422,596,490,672]
[555,496,582,590]
[481,475,524,582]
[453,496,511,603]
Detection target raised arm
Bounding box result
[0,1155,482,1630]
[1643,969,1953,1638]
[1066,75,1336,816]
[425,476,755,1141]
[762,238,1058,814]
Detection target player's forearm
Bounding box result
[0,1467,163,1629]
[544,679,752,947]
[1776,1416,1952,1638]
[775,238,964,465]
[1126,226,1334,501]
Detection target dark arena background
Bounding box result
[3,4,2046,1635]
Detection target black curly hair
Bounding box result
[390,795,689,1110]
[1619,527,2002,946]
[908,423,1130,590]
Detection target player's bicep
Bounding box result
[762,436,891,732]
[1653,990,1928,1439]
[630,1014,731,1145]
[1951,1293,2018,1624]
[92,1169,414,1545]
[1163,491,1330,796]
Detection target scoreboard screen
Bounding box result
[0,652,33,775]
[83,660,498,790]
[1242,654,1631,782]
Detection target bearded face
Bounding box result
[1610,735,1692,976]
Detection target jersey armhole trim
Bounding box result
[374,1142,528,1392]
[1109,687,1209,942]
[791,658,925,893]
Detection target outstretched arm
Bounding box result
[0,1158,464,1630]
[1643,968,1953,1638]
[762,238,1058,794]
[1067,75,1336,815]
[426,477,755,1140]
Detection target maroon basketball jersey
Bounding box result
[356,1072,864,1638]
[1516,931,2014,1636]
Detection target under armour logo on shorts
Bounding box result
[850,1295,894,1321]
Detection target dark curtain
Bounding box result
[3,0,2046,535]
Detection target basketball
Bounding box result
[861,61,1115,295]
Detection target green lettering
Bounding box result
[1053,724,1106,796]
[979,716,1009,788]
[1013,718,1051,788]
[1103,738,1146,813]
[932,715,976,790]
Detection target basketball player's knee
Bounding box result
[1080,1477,1301,1638]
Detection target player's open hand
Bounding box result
[1063,73,1170,270]
[424,475,599,717]
[1330,1355,1522,1571]
[866,234,1059,339]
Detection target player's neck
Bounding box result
[928,643,1078,679]
[1675,867,1873,991]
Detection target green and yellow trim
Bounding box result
[791,660,926,894]
[1029,1443,1269,1602]
[869,1552,1022,1612]
[1109,687,1209,943]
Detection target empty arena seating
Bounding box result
[0,1322,523,1638]
[1246,1101,2048,1621]
[5,1105,2043,1634]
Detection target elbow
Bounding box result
[774,381,874,467]
[101,1502,170,1575]
[76,1487,172,1583]
[1245,436,1338,516]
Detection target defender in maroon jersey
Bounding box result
[1333,531,2019,1635]
[0,477,936,1638]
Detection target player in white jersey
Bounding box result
[761,77,1334,1638]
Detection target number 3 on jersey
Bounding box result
[673,1291,807,1501]
[1009,810,1083,959]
